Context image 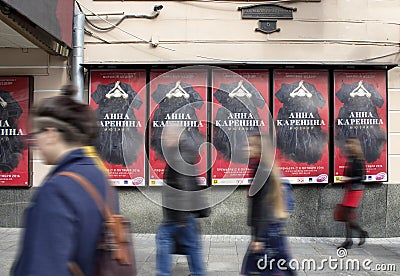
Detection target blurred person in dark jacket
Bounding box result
[12,85,117,276]
[241,133,295,276]
[156,124,207,276]
[337,137,368,249]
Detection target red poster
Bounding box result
[212,69,269,185]
[89,70,146,186]
[334,70,387,182]
[0,77,31,187]
[149,69,207,186]
[274,70,329,184]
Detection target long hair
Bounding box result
[249,133,288,219]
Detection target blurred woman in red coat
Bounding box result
[338,137,368,249]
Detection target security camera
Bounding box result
[153,5,163,12]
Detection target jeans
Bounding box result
[156,216,205,276]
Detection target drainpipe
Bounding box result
[72,8,85,102]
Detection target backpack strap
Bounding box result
[57,172,135,272]
[57,171,113,219]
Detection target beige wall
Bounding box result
[1,0,399,185]
[80,0,400,64]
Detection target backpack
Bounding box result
[281,178,295,214]
[58,172,137,276]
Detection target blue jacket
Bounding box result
[12,148,111,276]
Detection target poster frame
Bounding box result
[0,76,33,187]
[148,68,208,186]
[333,69,388,183]
[210,69,270,186]
[89,69,147,187]
[272,69,330,185]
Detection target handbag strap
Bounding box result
[57,171,113,219]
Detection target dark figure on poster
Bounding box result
[150,81,205,159]
[275,80,327,164]
[213,81,267,163]
[92,81,143,166]
[336,80,386,163]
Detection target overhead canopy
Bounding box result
[0,0,73,57]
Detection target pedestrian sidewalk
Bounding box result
[1,228,399,275]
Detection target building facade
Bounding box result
[0,0,399,237]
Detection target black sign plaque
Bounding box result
[255,20,280,34]
[238,4,297,19]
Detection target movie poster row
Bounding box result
[88,69,388,186]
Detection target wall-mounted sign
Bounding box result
[238,4,297,19]
[0,76,31,187]
[89,70,146,186]
[256,20,280,34]
[334,70,387,183]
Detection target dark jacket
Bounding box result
[12,148,111,276]
[344,158,366,191]
[162,141,205,224]
[247,158,279,242]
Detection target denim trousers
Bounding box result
[156,216,205,276]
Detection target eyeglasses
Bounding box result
[29,128,49,138]
[22,129,49,147]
